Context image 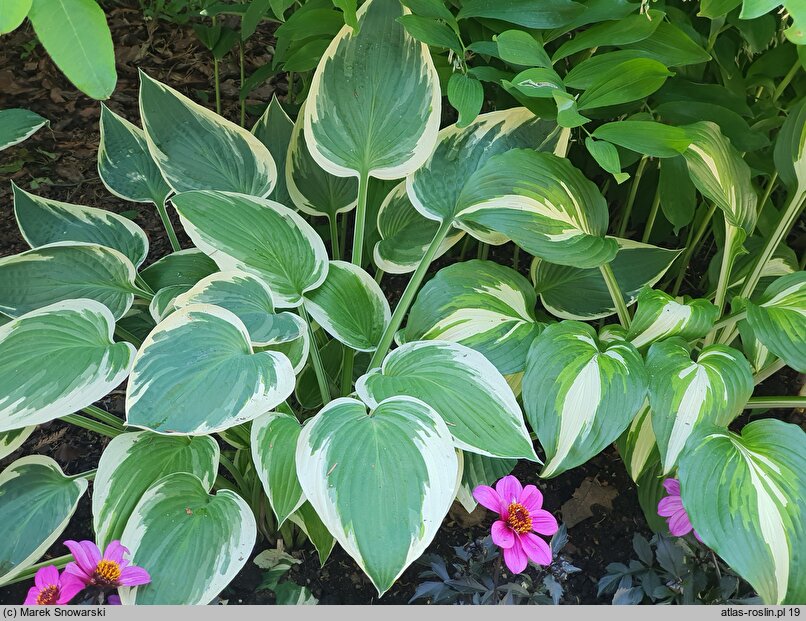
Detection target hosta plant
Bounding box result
[1,0,805,606]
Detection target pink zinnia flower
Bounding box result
[473,475,559,574]
[657,478,703,542]
[23,566,84,605]
[63,540,150,590]
[107,594,121,605]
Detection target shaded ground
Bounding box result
[1,5,803,607]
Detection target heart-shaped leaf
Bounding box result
[172,190,328,307]
[296,396,458,594]
[139,249,218,291]
[126,304,295,435]
[523,322,647,477]
[679,420,806,604]
[0,426,34,460]
[93,432,220,549]
[356,341,536,459]
[628,288,719,350]
[0,456,88,585]
[13,183,149,267]
[647,339,753,473]
[119,473,256,604]
[148,284,190,323]
[0,300,135,432]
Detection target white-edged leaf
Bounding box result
[646,339,754,473]
[13,183,149,267]
[0,426,34,460]
[0,300,135,432]
[0,456,87,585]
[172,190,328,308]
[288,502,336,566]
[148,284,190,323]
[139,71,276,196]
[251,412,305,526]
[119,473,256,604]
[304,0,441,179]
[356,341,537,460]
[523,322,647,477]
[93,431,220,549]
[455,452,516,513]
[139,248,218,291]
[615,403,658,482]
[0,108,47,151]
[628,288,719,350]
[252,95,294,206]
[125,304,295,435]
[296,396,458,594]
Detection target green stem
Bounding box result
[641,187,661,243]
[759,171,779,210]
[704,223,739,346]
[340,348,355,397]
[154,194,181,252]
[458,235,472,261]
[212,16,222,116]
[299,305,331,405]
[328,215,341,260]
[370,219,454,369]
[753,359,786,385]
[617,156,648,237]
[70,468,97,481]
[287,71,295,103]
[772,59,801,103]
[134,273,154,294]
[132,286,155,301]
[61,414,121,437]
[351,172,370,266]
[745,396,806,409]
[339,212,348,261]
[478,241,489,260]
[712,309,747,332]
[672,202,718,296]
[374,269,384,284]
[115,325,143,348]
[219,453,250,495]
[3,555,73,586]
[82,405,124,430]
[513,245,521,272]
[599,261,631,328]
[239,41,246,127]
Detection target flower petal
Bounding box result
[668,508,693,537]
[34,566,59,590]
[657,495,683,517]
[119,566,151,587]
[107,595,121,606]
[472,485,505,515]
[519,532,553,566]
[495,475,523,505]
[530,509,558,536]
[519,485,543,512]
[24,586,40,605]
[57,574,85,604]
[693,530,704,544]
[502,540,528,574]
[63,562,91,585]
[662,478,680,496]
[64,540,100,574]
[103,541,129,564]
[491,520,515,549]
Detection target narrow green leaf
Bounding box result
[592,120,691,158]
[251,96,294,206]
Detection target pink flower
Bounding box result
[107,594,121,606]
[63,540,150,590]
[23,566,84,605]
[473,475,559,574]
[657,478,703,543]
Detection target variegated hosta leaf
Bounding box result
[296,396,458,595]
[126,304,295,435]
[615,403,657,482]
[98,104,171,204]
[173,191,328,308]
[304,0,440,179]
[356,341,536,460]
[286,101,357,219]
[745,271,806,372]
[13,183,149,267]
[172,270,301,348]
[0,300,135,433]
[737,307,776,373]
[303,261,390,352]
[251,412,305,526]
[0,242,137,319]
[0,108,47,151]
[119,473,256,605]
[683,121,757,234]
[139,248,218,291]
[456,150,619,268]
[679,420,806,604]
[289,502,336,566]
[455,452,516,513]
[148,284,190,323]
[532,239,681,320]
[523,322,647,478]
[646,339,754,473]
[252,95,294,206]
[408,108,558,228]
[0,456,88,585]
[93,431,220,549]
[627,288,719,350]
[0,426,34,460]
[255,323,310,375]
[373,181,465,274]
[401,259,543,375]
[139,71,276,196]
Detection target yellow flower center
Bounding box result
[36,585,59,605]
[506,502,532,534]
[92,560,122,587]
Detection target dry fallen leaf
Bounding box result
[449,500,487,528]
[560,477,618,528]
